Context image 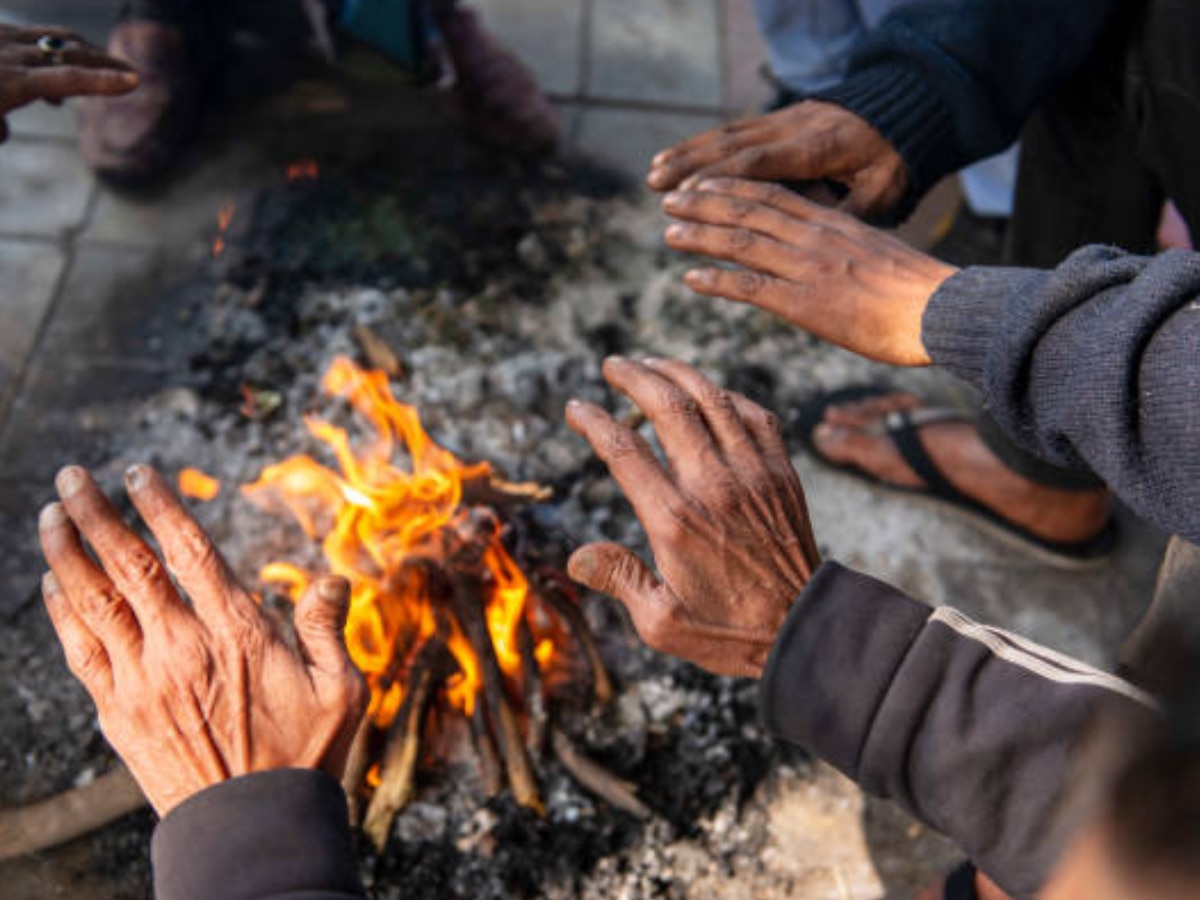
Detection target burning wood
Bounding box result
[237,356,638,850]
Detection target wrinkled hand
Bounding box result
[0,24,138,141]
[38,465,367,816]
[663,178,958,366]
[566,358,820,678]
[647,101,907,221]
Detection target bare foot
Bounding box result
[812,393,1110,545]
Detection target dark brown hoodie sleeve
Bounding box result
[761,561,1157,900]
[151,769,366,900]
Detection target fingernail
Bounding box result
[568,550,597,582]
[42,571,60,595]
[319,578,348,602]
[642,357,664,368]
[124,464,150,492]
[605,355,629,368]
[665,224,685,240]
[697,179,721,192]
[662,191,684,206]
[566,399,583,412]
[684,268,711,285]
[55,466,87,498]
[39,502,68,529]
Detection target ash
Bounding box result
[0,156,959,899]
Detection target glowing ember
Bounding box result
[286,159,320,182]
[178,467,221,501]
[212,200,236,258]
[242,357,561,729]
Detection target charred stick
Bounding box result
[470,702,503,798]
[538,582,614,706]
[341,717,373,826]
[449,572,544,814]
[550,727,650,820]
[363,639,456,851]
[0,765,147,860]
[516,617,548,761]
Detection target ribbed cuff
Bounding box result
[760,562,930,779]
[812,64,959,224]
[152,769,365,900]
[921,266,1047,389]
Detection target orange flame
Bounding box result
[179,467,221,501]
[243,356,555,729]
[212,200,236,258]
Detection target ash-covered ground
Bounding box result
[0,139,1157,899]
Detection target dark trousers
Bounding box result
[979,0,1200,490]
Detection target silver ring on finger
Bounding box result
[36,34,67,65]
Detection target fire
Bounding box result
[242,357,557,729]
[212,199,236,258]
[178,467,221,501]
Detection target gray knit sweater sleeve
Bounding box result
[921,246,1200,543]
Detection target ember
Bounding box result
[178,467,221,501]
[242,356,633,849]
[211,199,236,258]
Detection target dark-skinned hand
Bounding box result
[646,100,907,221]
[663,178,958,366]
[0,24,138,142]
[566,358,820,678]
[39,464,368,816]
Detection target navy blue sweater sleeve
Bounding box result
[152,769,366,900]
[922,246,1200,543]
[811,0,1121,218]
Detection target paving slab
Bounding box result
[471,0,586,96]
[84,143,269,250]
[35,243,212,363]
[722,0,772,115]
[0,238,66,411]
[0,139,94,238]
[589,0,723,108]
[575,106,718,181]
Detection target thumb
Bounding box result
[294,576,354,674]
[569,542,660,606]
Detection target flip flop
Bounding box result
[796,386,1117,570]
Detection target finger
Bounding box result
[568,541,661,613]
[601,356,723,484]
[294,576,356,675]
[663,185,820,238]
[728,393,790,470]
[639,359,756,459]
[565,398,679,527]
[39,502,142,652]
[54,465,189,632]
[666,220,816,284]
[694,177,846,223]
[647,121,760,191]
[57,46,138,73]
[20,66,139,101]
[42,571,113,699]
[123,464,260,628]
[682,265,818,325]
[8,25,92,45]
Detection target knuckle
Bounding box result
[701,384,735,413]
[665,390,701,422]
[734,269,765,297]
[116,547,167,588]
[726,228,757,252]
[724,198,756,222]
[170,522,222,574]
[69,642,108,682]
[736,146,769,173]
[603,428,644,462]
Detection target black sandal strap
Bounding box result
[885,409,966,504]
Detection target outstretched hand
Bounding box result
[566,358,820,678]
[0,24,138,141]
[39,465,367,816]
[647,101,907,221]
[663,178,958,366]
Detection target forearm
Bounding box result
[810,0,1120,216]
[921,246,1200,542]
[761,562,1156,900]
[152,770,366,900]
